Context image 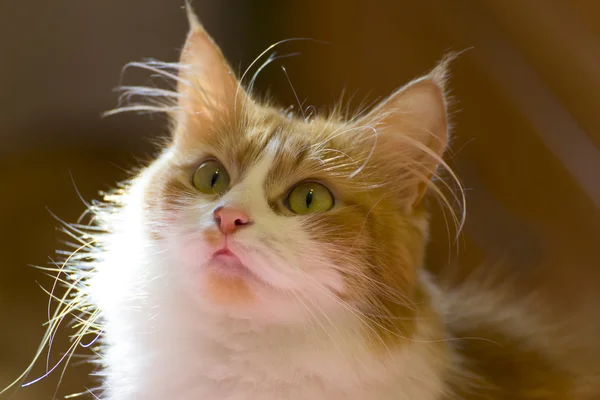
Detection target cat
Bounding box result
[8,4,600,400]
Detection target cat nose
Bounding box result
[213,206,251,234]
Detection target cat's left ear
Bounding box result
[356,58,453,208]
[174,4,249,140]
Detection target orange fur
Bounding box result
[204,272,256,306]
[202,228,222,247]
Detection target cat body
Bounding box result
[17,5,600,400]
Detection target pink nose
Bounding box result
[213,206,251,234]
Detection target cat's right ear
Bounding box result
[351,55,455,209]
[174,4,248,140]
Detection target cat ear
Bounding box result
[358,59,452,208]
[174,5,247,138]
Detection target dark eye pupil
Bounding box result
[210,170,220,187]
[305,189,314,208]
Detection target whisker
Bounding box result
[281,66,306,120]
[235,37,328,116]
[248,52,301,94]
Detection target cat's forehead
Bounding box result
[237,113,334,163]
[210,113,354,186]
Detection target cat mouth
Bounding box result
[207,248,254,279]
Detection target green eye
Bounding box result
[192,160,230,195]
[287,182,334,215]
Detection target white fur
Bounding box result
[89,151,448,400]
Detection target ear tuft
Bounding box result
[428,49,472,100]
[173,3,249,147]
[428,53,454,95]
[185,1,202,32]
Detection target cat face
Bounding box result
[140,11,451,324]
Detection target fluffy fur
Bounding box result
[7,5,600,400]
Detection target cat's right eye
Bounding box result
[192,160,231,195]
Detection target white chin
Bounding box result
[177,267,310,323]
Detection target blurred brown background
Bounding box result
[1,0,599,398]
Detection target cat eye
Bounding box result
[286,182,334,215]
[192,160,231,195]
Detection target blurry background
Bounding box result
[1,0,600,398]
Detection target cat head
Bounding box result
[140,7,456,326]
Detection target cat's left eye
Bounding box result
[192,160,231,195]
[286,182,334,215]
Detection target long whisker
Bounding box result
[281,66,306,120]
[248,52,301,95]
[260,252,394,353]
[289,290,345,354]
